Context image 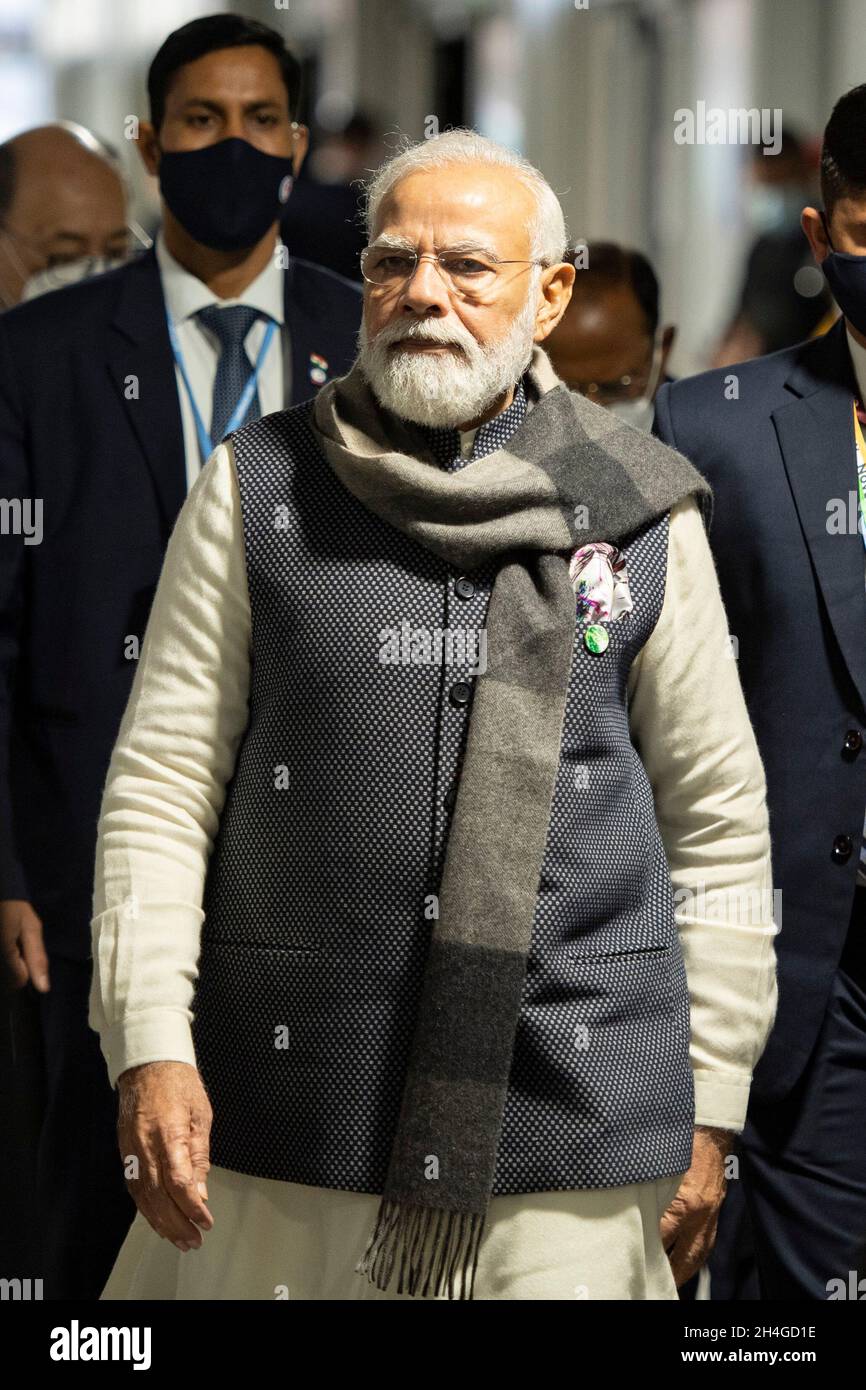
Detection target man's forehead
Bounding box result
[372,164,534,251]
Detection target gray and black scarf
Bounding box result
[310,346,711,1299]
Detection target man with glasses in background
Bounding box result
[90,128,775,1302]
[546,241,675,432]
[0,120,132,311]
[0,12,360,1300]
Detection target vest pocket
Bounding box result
[564,942,673,964]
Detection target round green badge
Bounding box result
[584,623,609,654]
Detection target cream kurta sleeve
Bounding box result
[627,494,778,1133]
[89,441,250,1087]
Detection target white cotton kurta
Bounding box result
[92,439,777,1302]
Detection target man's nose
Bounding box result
[221,112,249,142]
[400,255,450,315]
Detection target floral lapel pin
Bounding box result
[569,541,633,654]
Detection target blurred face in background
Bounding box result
[546,281,674,424]
[746,145,812,236]
[0,129,127,308]
[358,163,574,429]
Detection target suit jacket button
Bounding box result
[449,681,473,707]
[455,576,475,599]
[832,834,854,863]
[843,729,863,757]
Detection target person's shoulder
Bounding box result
[665,336,807,409]
[0,256,149,344]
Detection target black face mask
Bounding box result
[820,211,866,335]
[158,137,295,252]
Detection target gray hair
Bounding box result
[363,128,568,267]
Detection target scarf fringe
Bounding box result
[355,1198,486,1300]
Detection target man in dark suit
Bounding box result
[653,86,866,1299]
[0,12,360,1299]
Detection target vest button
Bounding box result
[444,784,457,810]
[843,729,863,757]
[449,681,473,707]
[832,834,854,863]
[455,576,475,599]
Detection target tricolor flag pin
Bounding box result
[309,352,329,386]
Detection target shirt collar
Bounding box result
[155,227,285,327]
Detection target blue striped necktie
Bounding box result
[197,303,266,443]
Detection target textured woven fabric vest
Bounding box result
[192,400,695,1196]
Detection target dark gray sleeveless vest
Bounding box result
[191,400,695,1196]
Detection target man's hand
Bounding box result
[117,1060,215,1251]
[0,898,49,991]
[659,1125,733,1287]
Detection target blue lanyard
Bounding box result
[854,404,866,552]
[166,309,277,462]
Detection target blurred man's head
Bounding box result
[137,13,308,258]
[802,84,866,342]
[356,129,575,431]
[0,123,127,308]
[545,242,674,428]
[746,128,812,235]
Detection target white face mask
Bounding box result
[606,338,665,433]
[608,394,656,432]
[21,255,121,301]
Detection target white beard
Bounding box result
[357,287,539,428]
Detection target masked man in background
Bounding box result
[654,84,866,1298]
[546,242,675,433]
[0,12,360,1299]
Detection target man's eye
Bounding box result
[253,113,279,126]
[443,257,489,275]
[378,255,414,273]
[188,114,214,127]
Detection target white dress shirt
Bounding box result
[156,230,290,493]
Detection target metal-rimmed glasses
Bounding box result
[359,243,547,296]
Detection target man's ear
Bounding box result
[534,261,576,343]
[136,121,161,179]
[659,324,677,381]
[802,206,830,265]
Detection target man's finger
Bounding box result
[120,1122,205,1247]
[139,1185,204,1249]
[1,942,29,989]
[19,920,50,991]
[659,1193,684,1248]
[157,1130,214,1230]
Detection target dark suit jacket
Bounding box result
[654,318,866,1101]
[0,247,361,959]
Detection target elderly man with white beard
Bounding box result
[90,129,777,1301]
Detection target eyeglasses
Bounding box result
[360,245,546,295]
[570,338,663,406]
[1,218,152,290]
